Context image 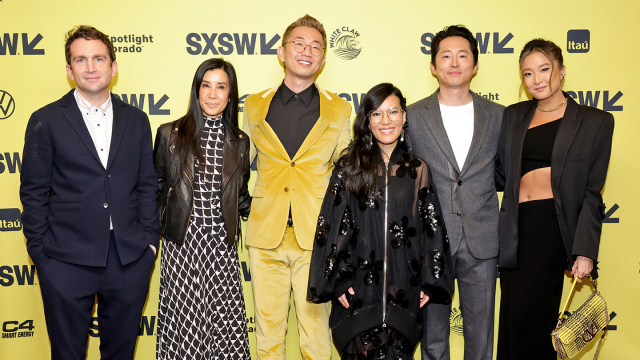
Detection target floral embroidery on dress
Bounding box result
[396,153,422,179]
[315,215,330,247]
[358,250,384,286]
[389,216,417,249]
[388,289,409,309]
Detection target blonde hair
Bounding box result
[282,14,327,48]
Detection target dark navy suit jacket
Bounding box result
[20,89,159,267]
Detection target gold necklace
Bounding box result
[537,98,568,112]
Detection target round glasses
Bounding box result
[368,108,404,123]
[284,40,325,57]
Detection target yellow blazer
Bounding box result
[243,84,351,250]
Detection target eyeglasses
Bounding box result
[284,40,325,56]
[368,108,404,123]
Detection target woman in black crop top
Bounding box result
[495,39,614,360]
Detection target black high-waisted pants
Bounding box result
[497,199,568,360]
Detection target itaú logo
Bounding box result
[567,30,590,53]
[0,208,21,231]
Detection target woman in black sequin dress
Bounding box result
[307,83,454,359]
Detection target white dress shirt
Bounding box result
[440,101,474,169]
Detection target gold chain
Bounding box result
[537,98,568,112]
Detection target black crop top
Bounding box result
[521,119,561,176]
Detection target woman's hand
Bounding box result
[420,291,429,308]
[571,256,593,282]
[337,287,355,308]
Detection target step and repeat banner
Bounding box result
[1,0,638,359]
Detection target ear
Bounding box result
[111,61,118,77]
[66,64,75,81]
[472,60,479,75]
[277,46,285,63]
[321,55,326,68]
[430,61,437,76]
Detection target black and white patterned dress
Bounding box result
[157,115,250,360]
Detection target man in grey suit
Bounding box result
[406,25,504,360]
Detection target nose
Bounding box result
[533,72,541,84]
[87,60,96,72]
[451,56,459,67]
[301,44,312,56]
[380,112,392,125]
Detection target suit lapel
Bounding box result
[61,91,103,167]
[257,87,291,161]
[510,101,536,200]
[459,92,489,176]
[551,95,581,188]
[293,89,334,161]
[107,95,127,170]
[420,91,460,172]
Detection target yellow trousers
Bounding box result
[249,226,331,359]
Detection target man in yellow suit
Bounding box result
[243,14,351,359]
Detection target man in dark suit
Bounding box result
[406,25,504,360]
[20,25,158,359]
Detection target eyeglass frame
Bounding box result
[367,107,405,123]
[283,40,325,57]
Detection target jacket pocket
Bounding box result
[252,184,264,198]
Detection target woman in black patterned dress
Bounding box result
[307,83,454,359]
[153,58,251,360]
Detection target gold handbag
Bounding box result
[551,276,609,359]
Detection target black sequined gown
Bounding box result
[307,147,455,359]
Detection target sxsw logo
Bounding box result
[0,152,22,174]
[338,92,367,112]
[421,32,513,55]
[112,93,170,115]
[186,33,280,55]
[567,30,590,53]
[0,33,44,55]
[566,90,623,111]
[0,90,15,119]
[89,316,157,337]
[0,209,21,232]
[0,265,36,286]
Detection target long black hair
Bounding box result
[341,83,407,202]
[172,58,241,178]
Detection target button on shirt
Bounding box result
[265,83,320,159]
[74,89,114,229]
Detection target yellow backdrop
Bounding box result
[1,0,637,359]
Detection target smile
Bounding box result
[378,128,395,135]
[298,60,311,65]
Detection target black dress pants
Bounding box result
[35,231,155,360]
[498,199,568,360]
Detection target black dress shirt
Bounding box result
[265,82,320,159]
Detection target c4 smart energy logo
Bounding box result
[2,320,35,339]
[567,30,590,53]
[0,90,15,120]
[0,208,21,232]
[329,26,362,60]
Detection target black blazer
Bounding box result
[496,94,614,277]
[20,90,159,267]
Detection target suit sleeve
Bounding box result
[242,106,257,165]
[332,105,352,164]
[137,114,161,248]
[495,107,509,192]
[20,112,54,259]
[572,113,614,261]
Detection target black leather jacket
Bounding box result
[153,120,251,246]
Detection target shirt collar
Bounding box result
[74,89,112,114]
[278,82,317,107]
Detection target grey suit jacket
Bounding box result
[406,89,504,259]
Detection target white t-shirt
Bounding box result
[439,101,474,169]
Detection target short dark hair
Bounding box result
[64,25,116,66]
[431,25,478,66]
[282,14,327,48]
